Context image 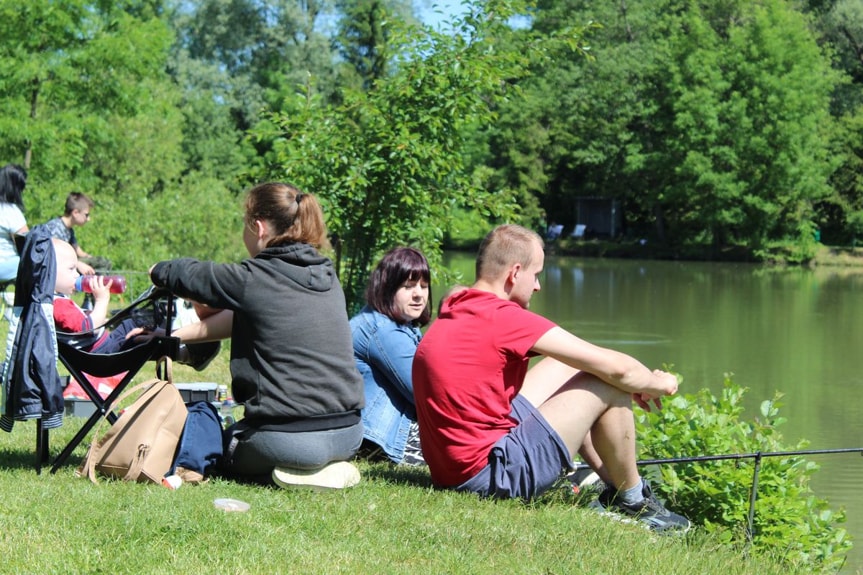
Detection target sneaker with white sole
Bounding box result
[596,481,691,533]
[272,461,361,490]
[565,465,602,494]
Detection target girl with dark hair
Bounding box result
[350,246,432,465]
[0,164,29,281]
[148,182,364,489]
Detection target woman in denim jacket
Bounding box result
[350,247,431,466]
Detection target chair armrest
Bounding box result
[57,336,181,378]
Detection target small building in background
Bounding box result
[570,197,623,238]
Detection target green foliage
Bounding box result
[635,377,851,572]
[466,4,605,234]
[817,0,863,114]
[2,0,857,285]
[252,1,552,310]
[656,0,839,251]
[174,0,342,125]
[819,105,863,246]
[0,0,183,199]
[444,206,493,249]
[167,51,257,182]
[89,171,248,273]
[481,0,842,256]
[334,0,416,88]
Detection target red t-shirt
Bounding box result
[412,288,556,487]
[53,295,107,351]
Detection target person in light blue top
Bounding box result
[0,164,29,282]
[350,247,432,466]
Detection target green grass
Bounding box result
[0,360,816,575]
[0,322,831,575]
[0,422,809,575]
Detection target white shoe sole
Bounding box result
[272,461,361,490]
[577,471,600,488]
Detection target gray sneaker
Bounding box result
[597,481,691,533]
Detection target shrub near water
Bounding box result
[635,377,851,572]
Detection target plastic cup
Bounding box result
[213,498,250,512]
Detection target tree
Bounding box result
[483,0,841,257]
[175,0,341,132]
[0,1,192,266]
[810,0,863,245]
[252,0,588,310]
[647,0,840,253]
[820,106,863,245]
[821,0,863,86]
[0,0,182,185]
[333,0,417,89]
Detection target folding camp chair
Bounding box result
[1,226,180,473]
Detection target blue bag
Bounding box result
[170,400,224,482]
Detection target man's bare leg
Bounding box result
[522,358,640,491]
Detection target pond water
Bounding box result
[440,251,863,572]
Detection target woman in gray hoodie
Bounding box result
[149,182,364,489]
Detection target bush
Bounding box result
[443,207,493,250]
[635,377,851,572]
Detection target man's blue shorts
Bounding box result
[454,394,573,501]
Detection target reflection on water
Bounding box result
[440,251,863,572]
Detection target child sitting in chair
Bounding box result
[52,239,219,368]
[53,239,139,354]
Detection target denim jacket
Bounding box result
[350,306,422,463]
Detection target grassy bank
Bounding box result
[811,245,863,267]
[0,349,834,574]
[0,423,811,574]
[2,288,855,574]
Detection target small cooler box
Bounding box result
[64,382,221,419]
[175,382,219,404]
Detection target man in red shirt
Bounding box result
[413,224,690,532]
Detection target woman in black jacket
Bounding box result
[149,182,364,489]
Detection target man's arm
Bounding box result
[74,245,95,275]
[531,326,678,399]
[126,309,233,345]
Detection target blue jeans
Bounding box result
[91,318,141,354]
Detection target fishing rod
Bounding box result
[575,447,863,545]
[633,446,863,467]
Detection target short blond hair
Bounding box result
[52,238,77,266]
[475,224,543,281]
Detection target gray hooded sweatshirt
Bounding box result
[151,243,363,431]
